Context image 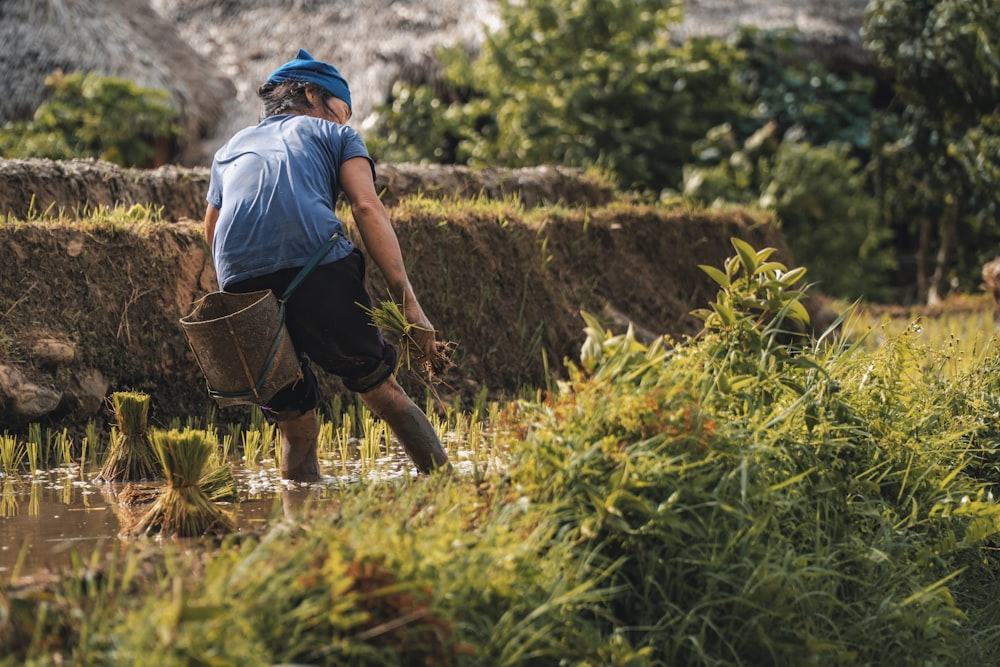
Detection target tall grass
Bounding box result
[2,434,27,518]
[6,241,1000,665]
[0,433,26,476]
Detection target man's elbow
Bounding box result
[350,197,386,221]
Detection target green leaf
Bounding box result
[711,301,736,326]
[786,299,810,324]
[699,264,731,288]
[731,237,760,275]
[779,266,808,286]
[755,261,788,276]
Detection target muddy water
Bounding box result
[0,450,449,578]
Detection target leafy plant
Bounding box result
[514,240,1000,664]
[368,0,748,192]
[692,237,810,345]
[0,71,181,167]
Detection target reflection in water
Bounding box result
[0,448,454,577]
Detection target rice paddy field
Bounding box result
[5,243,1000,665]
[0,395,495,574]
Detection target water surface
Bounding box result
[0,450,433,578]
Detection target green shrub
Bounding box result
[513,240,1000,664]
[0,71,181,167]
[764,141,895,301]
[368,0,748,192]
[685,131,895,301]
[730,28,876,153]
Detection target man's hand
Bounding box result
[404,297,437,365]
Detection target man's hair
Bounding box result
[257,80,330,120]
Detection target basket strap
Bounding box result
[209,233,341,404]
[280,232,342,303]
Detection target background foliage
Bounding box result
[369,0,1000,305]
[2,0,996,302]
[0,71,181,168]
[863,0,1000,303]
[368,0,747,191]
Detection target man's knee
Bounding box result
[359,377,410,416]
[264,407,311,423]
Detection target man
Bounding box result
[204,49,450,481]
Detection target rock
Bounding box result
[28,337,76,367]
[69,368,110,416]
[0,364,63,421]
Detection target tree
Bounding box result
[369,0,748,193]
[863,0,1000,303]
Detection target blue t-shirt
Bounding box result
[206,114,370,289]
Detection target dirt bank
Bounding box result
[0,158,797,436]
[0,159,615,221]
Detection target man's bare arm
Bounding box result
[339,156,436,359]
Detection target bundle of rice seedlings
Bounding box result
[199,460,238,502]
[195,424,238,502]
[128,429,235,537]
[99,391,161,482]
[360,293,457,379]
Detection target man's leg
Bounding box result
[275,408,322,483]
[263,365,323,484]
[359,377,451,474]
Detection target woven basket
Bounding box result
[179,290,300,408]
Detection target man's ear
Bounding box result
[303,85,322,109]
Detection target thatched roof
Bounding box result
[0,0,235,164]
[150,0,499,163]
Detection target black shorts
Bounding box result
[226,249,397,414]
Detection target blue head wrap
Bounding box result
[265,49,351,112]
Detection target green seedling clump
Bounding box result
[128,429,235,537]
[98,391,161,482]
